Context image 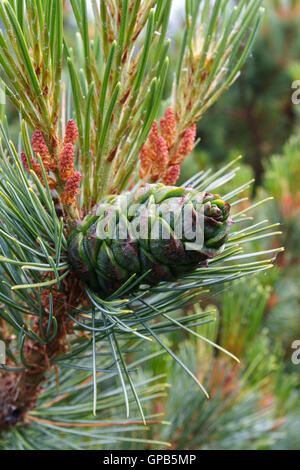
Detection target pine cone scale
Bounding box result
[68,184,233,297]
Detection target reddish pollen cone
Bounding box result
[139,144,152,179]
[162,164,181,185]
[63,119,79,147]
[59,143,75,181]
[32,130,56,171]
[160,108,177,149]
[61,172,82,206]
[171,124,197,165]
[151,137,169,181]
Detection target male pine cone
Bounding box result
[68,184,232,298]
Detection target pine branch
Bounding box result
[0,118,281,438]
[0,0,281,449]
[173,0,264,135]
[0,273,82,433]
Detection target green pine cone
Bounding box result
[67,184,232,297]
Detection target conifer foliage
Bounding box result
[0,0,282,449]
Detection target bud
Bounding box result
[61,172,82,206]
[32,130,56,171]
[63,119,79,147]
[21,152,56,189]
[160,108,177,149]
[139,144,152,179]
[59,143,75,181]
[148,121,159,161]
[21,152,30,172]
[21,151,42,178]
[151,137,169,181]
[162,165,181,185]
[171,124,197,164]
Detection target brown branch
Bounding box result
[0,274,84,435]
